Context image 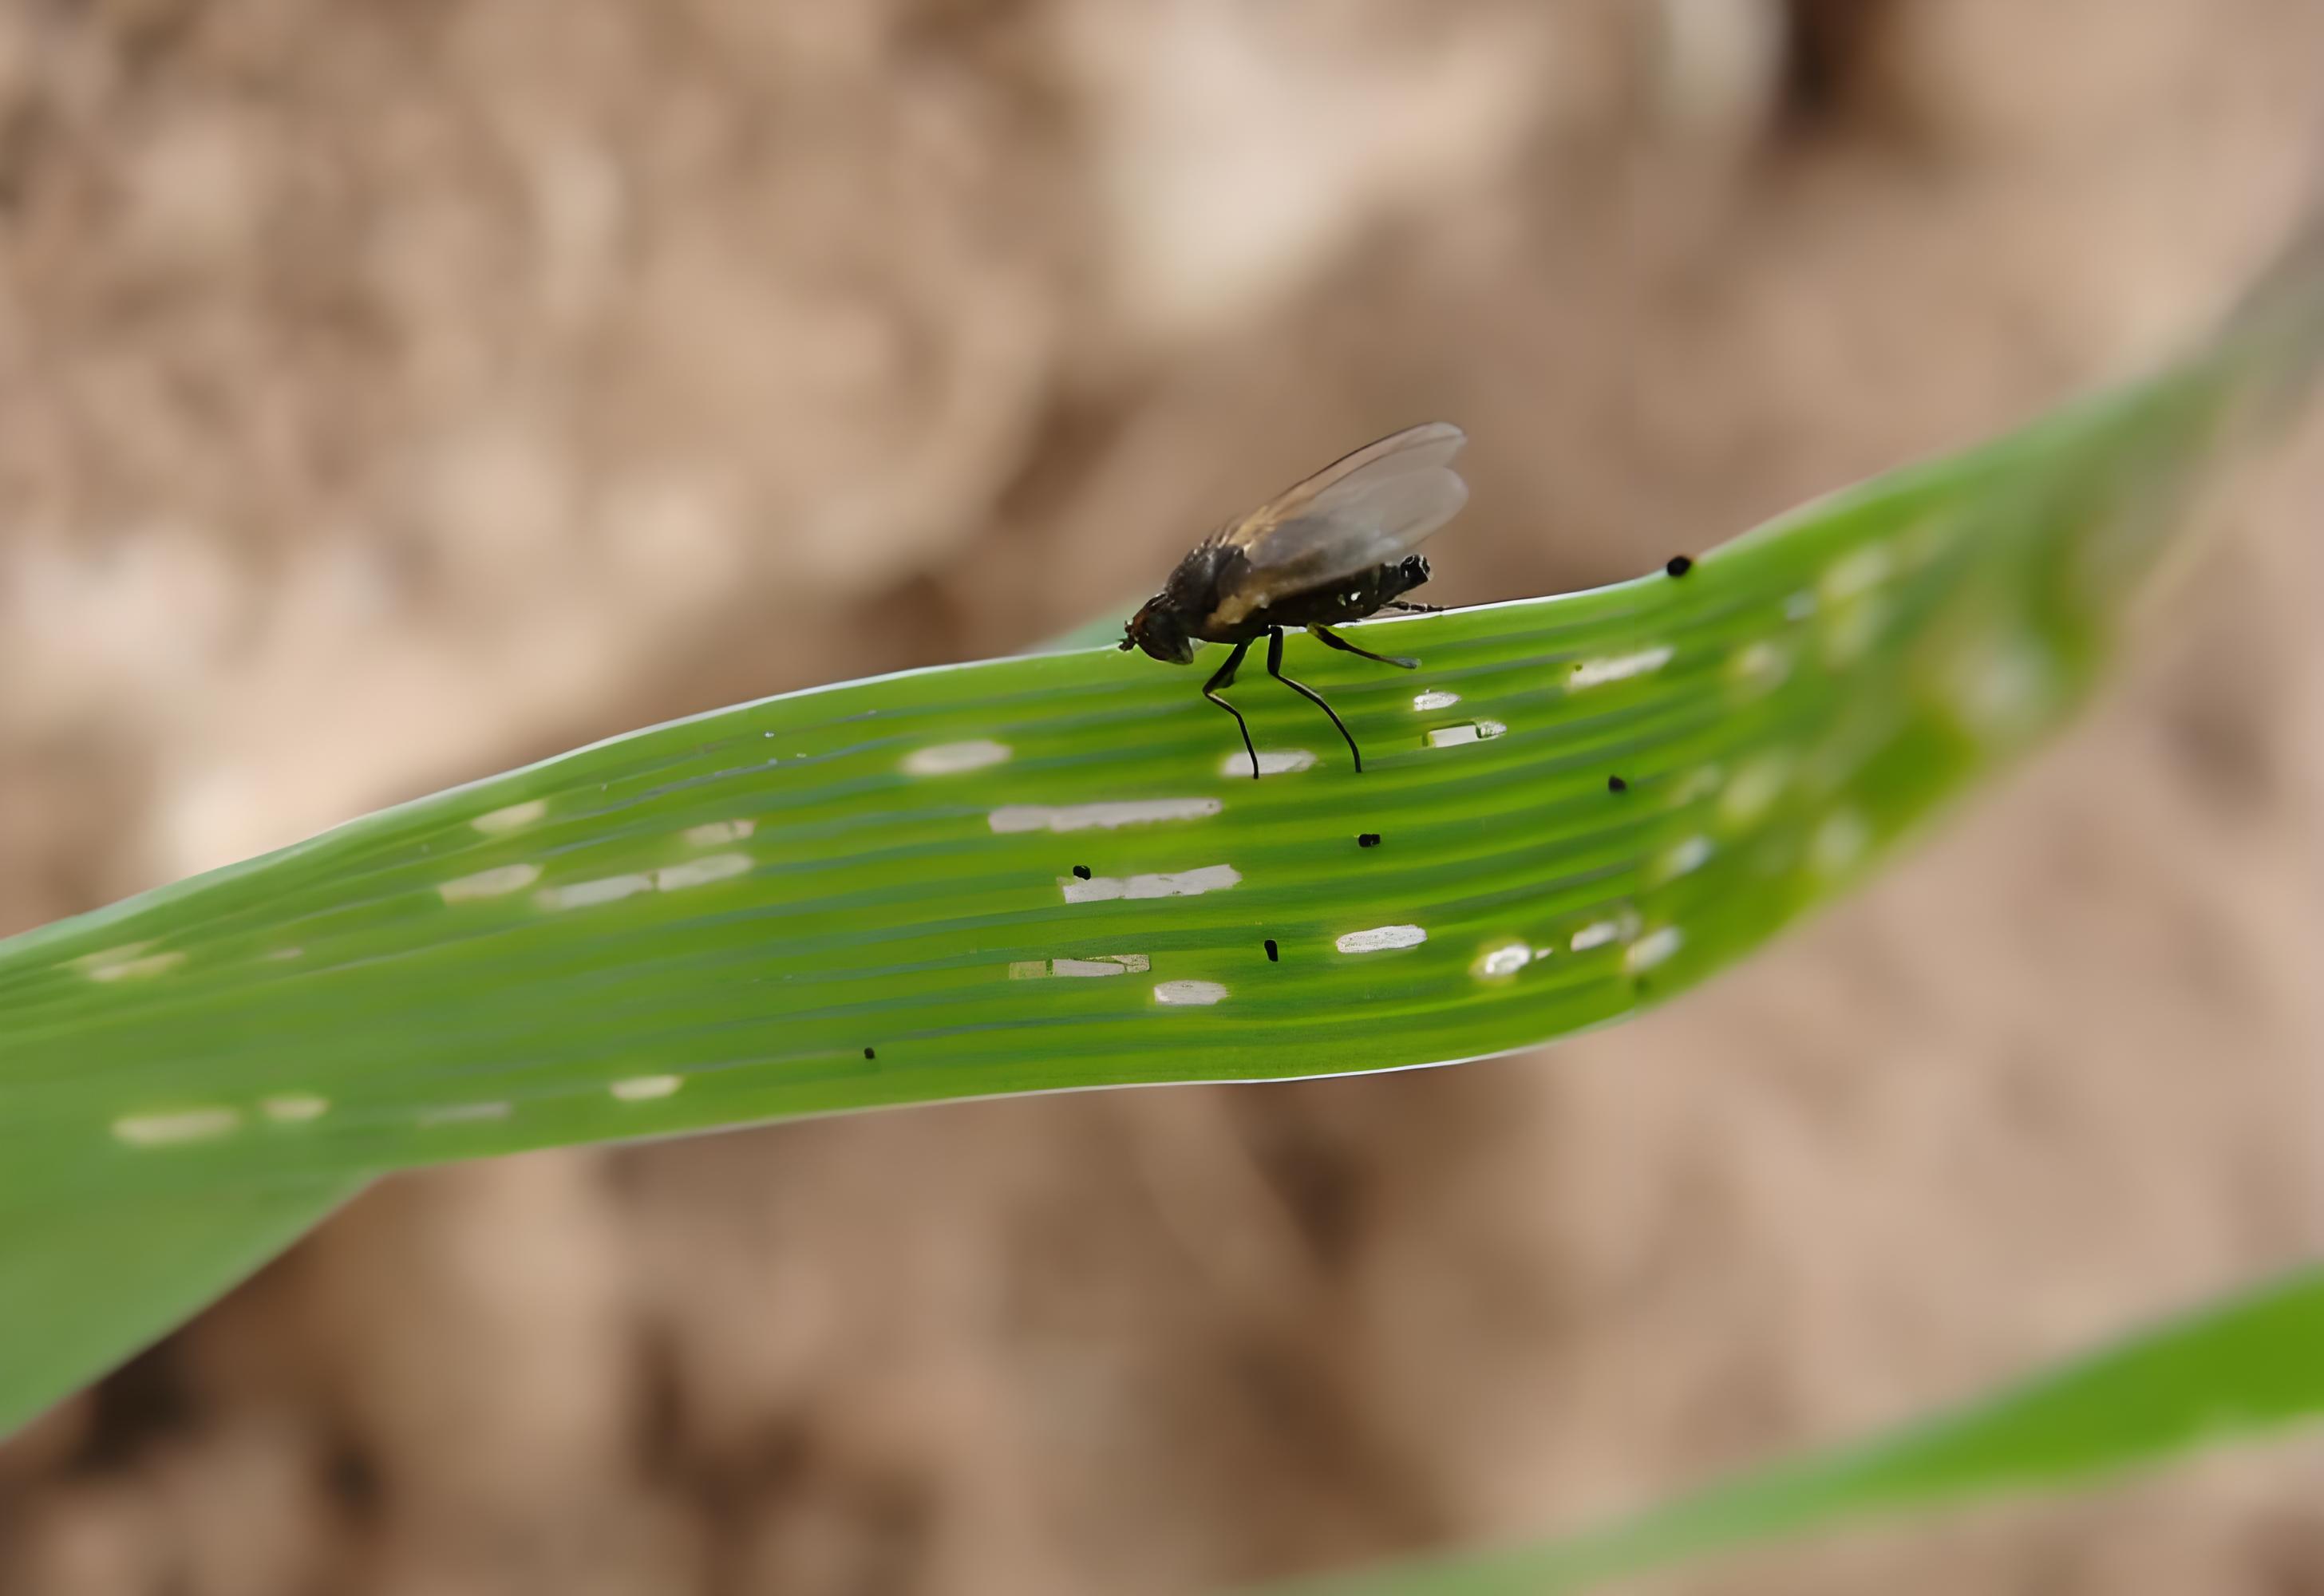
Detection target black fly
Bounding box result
[1120,423,1469,778]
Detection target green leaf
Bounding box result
[0,1175,359,1437]
[1,215,2318,1437]
[1256,1264,2324,1594]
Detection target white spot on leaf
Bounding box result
[654,853,753,891]
[1223,749,1318,777]
[1948,638,2055,740]
[113,1108,239,1146]
[1820,546,1893,603]
[1426,719,1507,749]
[903,740,1011,776]
[262,1094,329,1124]
[1153,979,1228,1005]
[989,799,1221,834]
[78,944,187,982]
[1336,924,1427,954]
[1061,863,1240,903]
[1811,809,1871,876]
[610,1075,683,1102]
[1570,921,1620,952]
[536,873,654,911]
[472,800,547,835]
[1476,943,1533,978]
[1412,689,1462,711]
[1658,835,1714,879]
[1625,926,1683,973]
[1720,757,1790,828]
[1010,954,1152,978]
[1729,640,1790,693]
[440,863,543,903]
[682,818,755,847]
[1569,647,1674,689]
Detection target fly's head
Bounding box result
[1120,598,1196,665]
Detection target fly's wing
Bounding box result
[1205,422,1468,628]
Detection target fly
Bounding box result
[1120,421,1468,778]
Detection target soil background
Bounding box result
[2,2,2322,1592]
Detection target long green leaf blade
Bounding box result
[0,213,2316,1437]
[0,369,2252,1199]
[1260,1265,2324,1594]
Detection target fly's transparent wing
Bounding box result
[1217,422,1468,591]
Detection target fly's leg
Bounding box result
[1381,599,1442,614]
[1311,624,1419,670]
[1267,626,1365,774]
[1204,638,1259,779]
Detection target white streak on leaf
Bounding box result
[1659,835,1714,879]
[1336,924,1427,954]
[1720,757,1790,827]
[1014,954,1154,978]
[262,1095,330,1124]
[1058,955,1151,977]
[472,800,547,835]
[1153,979,1228,1005]
[113,1108,239,1146]
[1061,863,1240,903]
[1426,720,1507,748]
[1412,689,1461,711]
[1221,749,1316,778]
[682,818,755,847]
[1625,926,1683,973]
[1729,640,1790,693]
[1811,809,1871,876]
[1821,545,1893,602]
[536,873,653,911]
[1476,943,1533,978]
[1948,638,2055,739]
[610,1075,683,1102]
[440,863,543,904]
[989,799,1220,834]
[654,853,753,891]
[903,740,1011,776]
[1569,647,1674,689]
[1570,921,1620,952]
[80,944,188,982]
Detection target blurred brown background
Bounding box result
[2,2,2322,1592]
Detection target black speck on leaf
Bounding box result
[864,1047,876,1061]
[1666,555,1694,577]
[1264,938,1279,962]
[1357,833,1381,848]
[1071,865,1092,880]
[1607,775,1628,793]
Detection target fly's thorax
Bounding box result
[1161,543,1263,645]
